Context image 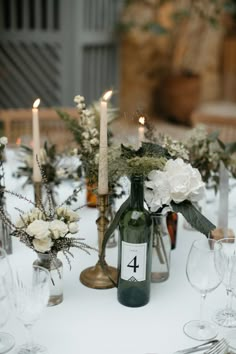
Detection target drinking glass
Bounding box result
[0,248,15,353]
[183,238,223,341]
[213,237,236,328]
[13,265,50,354]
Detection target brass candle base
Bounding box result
[80,260,117,289]
[34,182,42,206]
[80,193,118,289]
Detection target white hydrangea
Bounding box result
[145,158,205,212]
[49,220,68,239]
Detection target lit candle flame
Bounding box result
[102,90,113,101]
[139,116,145,126]
[33,98,40,108]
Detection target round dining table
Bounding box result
[3,148,235,354]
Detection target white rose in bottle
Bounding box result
[49,220,68,239]
[68,222,79,234]
[33,237,53,253]
[26,220,50,239]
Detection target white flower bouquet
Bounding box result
[145,158,205,213]
[0,191,95,265]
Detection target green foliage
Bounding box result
[171,200,215,237]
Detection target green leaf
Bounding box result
[225,141,236,154]
[208,130,220,141]
[171,200,216,236]
[141,142,171,158]
[100,197,130,260]
[143,22,168,35]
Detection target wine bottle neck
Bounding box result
[130,175,144,210]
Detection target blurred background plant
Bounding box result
[118,0,236,124]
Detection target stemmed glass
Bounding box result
[183,238,223,341]
[13,265,50,354]
[213,237,236,328]
[0,248,15,353]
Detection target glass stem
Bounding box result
[24,323,34,349]
[199,293,206,328]
[226,288,233,313]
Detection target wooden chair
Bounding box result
[191,101,236,143]
[0,107,77,150]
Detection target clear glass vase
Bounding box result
[151,213,171,283]
[106,197,117,248]
[0,209,12,254]
[33,253,63,306]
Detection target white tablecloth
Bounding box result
[3,148,236,354]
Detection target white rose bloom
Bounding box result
[33,237,53,253]
[67,210,80,222]
[49,220,68,239]
[0,137,8,145]
[26,220,50,239]
[56,206,67,218]
[68,222,79,234]
[90,138,99,146]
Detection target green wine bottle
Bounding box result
[117,174,152,307]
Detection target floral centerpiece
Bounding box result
[183,125,236,191]
[57,95,125,201]
[0,137,12,254]
[101,141,216,256]
[13,142,81,206]
[0,187,95,305]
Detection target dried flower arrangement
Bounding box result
[0,158,96,267]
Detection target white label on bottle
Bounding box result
[121,241,147,281]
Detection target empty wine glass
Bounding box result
[13,265,50,354]
[213,237,236,328]
[183,238,223,341]
[0,248,15,353]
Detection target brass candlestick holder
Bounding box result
[80,194,117,289]
[34,181,42,207]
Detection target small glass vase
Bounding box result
[0,208,12,254]
[33,253,63,306]
[151,213,171,283]
[106,196,117,248]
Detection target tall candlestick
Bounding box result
[32,98,41,182]
[138,116,145,147]
[218,161,229,237]
[98,90,112,195]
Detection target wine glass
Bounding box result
[213,237,236,328]
[13,265,50,354]
[183,238,223,341]
[0,248,15,353]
